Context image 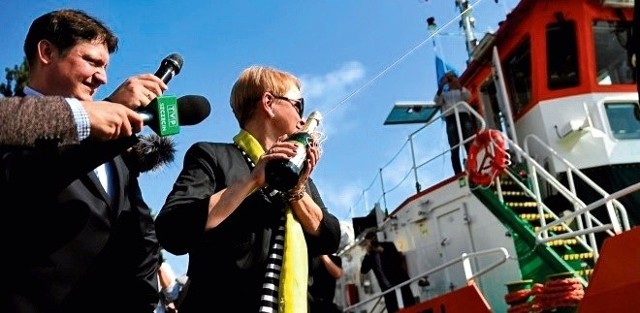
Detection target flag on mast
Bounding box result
[427,16,459,86]
[435,55,458,84]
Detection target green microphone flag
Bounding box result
[147,95,180,137]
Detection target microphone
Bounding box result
[139,53,186,136]
[126,134,176,173]
[126,53,185,168]
[139,95,211,136]
[155,53,184,84]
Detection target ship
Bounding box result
[335,0,639,312]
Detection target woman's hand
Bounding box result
[295,137,320,189]
[252,135,297,187]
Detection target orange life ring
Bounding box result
[466,129,510,186]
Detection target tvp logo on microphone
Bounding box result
[156,95,180,136]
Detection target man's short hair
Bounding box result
[445,71,458,79]
[364,231,377,240]
[24,9,119,67]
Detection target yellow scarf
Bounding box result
[233,130,308,313]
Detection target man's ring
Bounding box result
[146,93,153,100]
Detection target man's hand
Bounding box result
[106,74,168,110]
[81,100,144,141]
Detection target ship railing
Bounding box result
[493,158,597,256]
[352,100,486,218]
[342,247,509,313]
[496,134,633,260]
[406,101,486,192]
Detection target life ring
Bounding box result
[466,129,511,186]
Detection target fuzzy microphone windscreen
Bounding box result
[128,134,176,173]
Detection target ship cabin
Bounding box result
[459,0,639,226]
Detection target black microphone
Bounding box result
[139,95,211,136]
[137,53,186,136]
[155,53,184,84]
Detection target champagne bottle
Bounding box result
[265,111,323,191]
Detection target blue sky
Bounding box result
[0,0,517,276]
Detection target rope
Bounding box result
[324,0,491,117]
[504,283,543,313]
[538,277,584,311]
[504,277,585,312]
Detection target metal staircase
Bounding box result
[481,169,595,284]
[470,135,632,285]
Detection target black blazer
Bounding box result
[0,96,160,313]
[155,142,341,313]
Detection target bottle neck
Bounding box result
[288,132,311,145]
[300,118,319,133]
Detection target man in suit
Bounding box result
[0,9,168,313]
[360,231,416,313]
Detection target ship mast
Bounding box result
[456,0,478,63]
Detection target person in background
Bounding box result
[155,65,341,312]
[1,9,167,313]
[156,252,188,313]
[308,254,343,313]
[360,231,416,313]
[634,0,640,95]
[434,71,475,174]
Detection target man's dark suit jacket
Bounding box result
[360,241,410,289]
[155,142,341,313]
[0,96,160,313]
[360,241,415,312]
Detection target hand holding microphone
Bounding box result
[139,95,211,136]
[81,99,145,141]
[102,53,207,136]
[105,53,184,109]
[106,74,168,109]
[81,94,212,141]
[89,53,206,174]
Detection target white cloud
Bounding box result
[301,61,365,100]
[299,61,366,139]
[317,178,365,221]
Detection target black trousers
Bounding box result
[445,113,475,174]
[383,285,415,313]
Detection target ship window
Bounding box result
[605,103,640,140]
[547,21,579,89]
[503,38,531,113]
[593,20,634,85]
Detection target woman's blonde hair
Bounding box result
[230,65,301,128]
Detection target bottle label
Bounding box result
[289,132,310,145]
[288,142,307,169]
